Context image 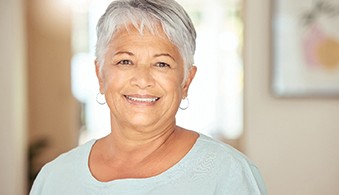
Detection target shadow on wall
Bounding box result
[28,137,49,191]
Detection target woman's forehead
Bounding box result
[113,22,167,40]
[110,24,178,51]
[107,25,183,65]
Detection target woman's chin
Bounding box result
[118,113,174,132]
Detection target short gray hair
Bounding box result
[95,0,196,81]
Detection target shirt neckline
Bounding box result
[83,134,205,186]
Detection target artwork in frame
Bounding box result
[272,0,339,97]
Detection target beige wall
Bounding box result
[244,0,339,194]
[0,0,27,194]
[27,0,80,166]
[1,0,80,194]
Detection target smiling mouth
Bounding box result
[124,95,160,103]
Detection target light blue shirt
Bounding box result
[30,134,267,195]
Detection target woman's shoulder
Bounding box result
[196,133,260,174]
[195,133,267,194]
[35,139,95,180]
[30,140,96,194]
[196,134,249,160]
[49,139,95,166]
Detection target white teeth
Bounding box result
[126,96,159,102]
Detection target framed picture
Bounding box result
[271,0,339,97]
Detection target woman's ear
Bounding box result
[182,66,197,98]
[95,60,104,94]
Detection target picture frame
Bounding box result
[271,0,339,97]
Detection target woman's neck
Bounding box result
[89,126,199,181]
[101,121,179,164]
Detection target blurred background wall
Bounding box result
[0,0,338,194]
[243,0,339,194]
[0,0,26,194]
[26,0,80,173]
[1,0,79,194]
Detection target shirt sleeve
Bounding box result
[29,163,51,195]
[213,148,268,195]
[249,164,268,195]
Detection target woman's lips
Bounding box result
[124,95,160,103]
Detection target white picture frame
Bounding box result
[271,0,339,97]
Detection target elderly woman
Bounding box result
[30,0,266,194]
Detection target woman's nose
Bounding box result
[130,66,155,89]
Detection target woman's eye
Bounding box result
[117,60,133,65]
[155,62,170,68]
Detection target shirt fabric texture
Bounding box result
[30,134,267,195]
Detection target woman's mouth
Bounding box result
[124,95,160,103]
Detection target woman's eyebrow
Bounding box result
[154,53,175,61]
[113,52,175,61]
[113,51,134,56]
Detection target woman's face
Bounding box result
[96,26,196,130]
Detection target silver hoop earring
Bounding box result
[96,92,106,105]
[179,97,189,110]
